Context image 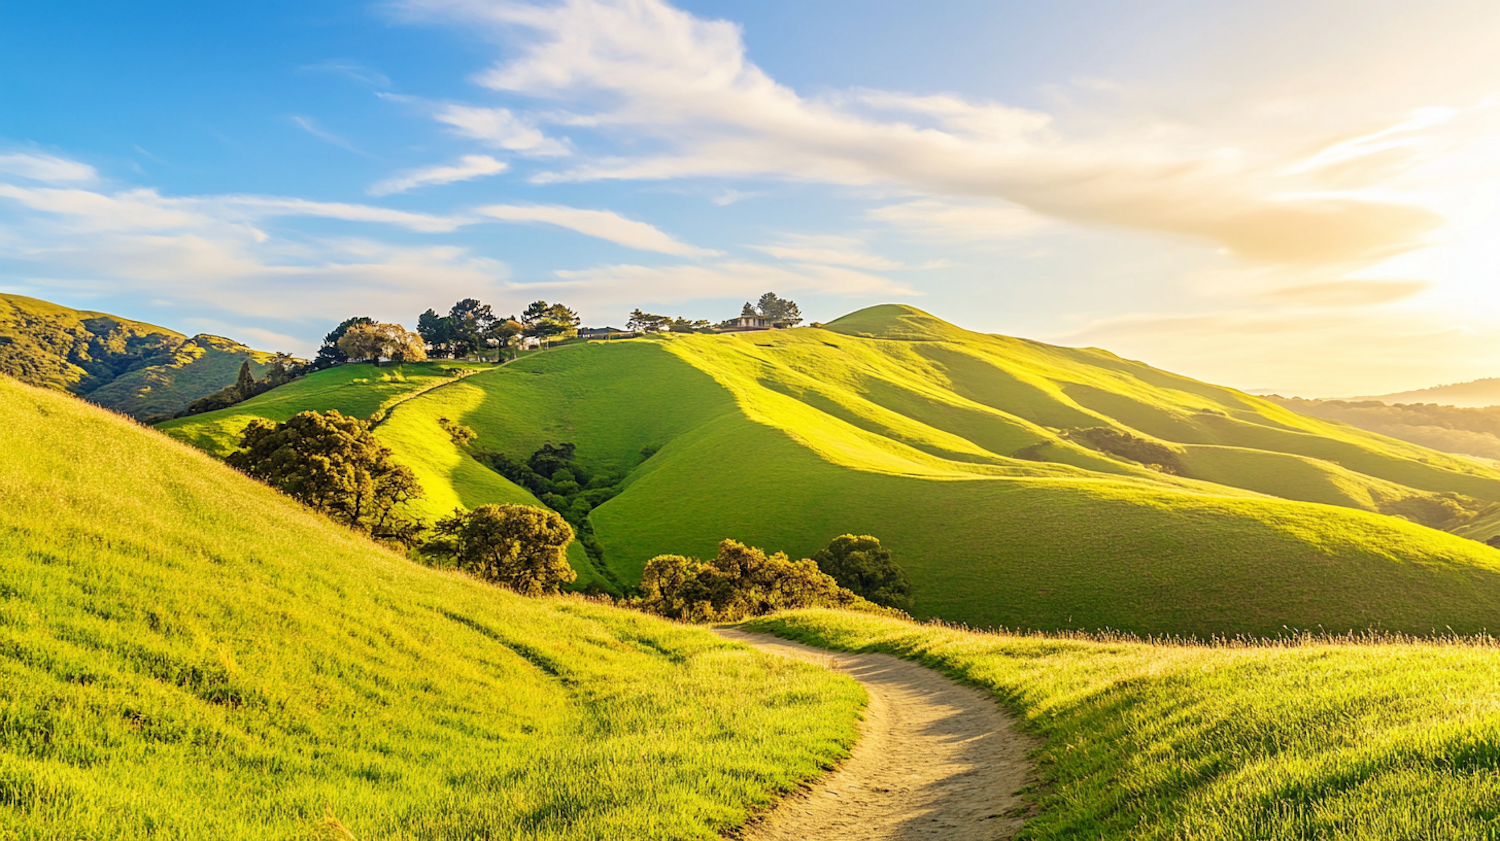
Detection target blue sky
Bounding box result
[2,0,1499,394]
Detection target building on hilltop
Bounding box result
[716,314,793,333]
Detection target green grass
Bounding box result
[0,376,864,840]
[748,609,1500,841]
[162,307,1500,635]
[357,310,1500,636]
[157,361,493,456]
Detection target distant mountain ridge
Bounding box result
[1349,378,1500,408]
[0,292,271,420]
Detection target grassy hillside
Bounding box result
[156,360,615,590]
[165,306,1500,635]
[0,375,863,840]
[0,292,271,419]
[749,609,1500,841]
[1352,376,1500,408]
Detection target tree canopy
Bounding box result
[337,323,427,366]
[226,410,424,544]
[755,292,803,326]
[521,300,581,345]
[429,504,577,594]
[811,534,913,611]
[313,316,375,369]
[638,539,866,622]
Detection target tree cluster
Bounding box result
[473,441,626,566]
[178,353,309,418]
[337,323,427,367]
[627,310,713,333]
[735,292,802,326]
[1064,427,1185,475]
[812,534,914,611]
[427,504,576,594]
[521,300,581,347]
[418,299,521,360]
[637,539,869,622]
[226,410,425,545]
[313,317,376,369]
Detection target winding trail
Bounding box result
[717,629,1036,841]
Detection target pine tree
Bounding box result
[233,359,255,399]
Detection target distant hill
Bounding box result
[165,304,1500,636]
[0,292,272,419]
[1350,377,1500,408]
[1267,396,1500,463]
[0,375,857,839]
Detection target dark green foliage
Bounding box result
[812,534,913,611]
[522,301,581,346]
[428,504,576,594]
[447,299,495,359]
[437,416,477,445]
[312,316,375,370]
[1066,426,1185,474]
[417,308,455,358]
[1380,492,1494,530]
[226,410,424,544]
[629,310,713,333]
[755,292,803,326]
[740,302,757,318]
[638,539,866,622]
[234,359,254,396]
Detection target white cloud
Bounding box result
[398,0,1459,270]
[369,154,509,196]
[0,183,469,233]
[476,203,718,256]
[434,104,571,156]
[867,199,1050,244]
[749,235,908,270]
[528,259,915,308]
[0,153,97,183]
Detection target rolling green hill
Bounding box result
[164,305,1500,636]
[0,292,272,419]
[0,375,862,839]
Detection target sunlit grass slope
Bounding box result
[750,609,1500,841]
[372,310,1500,635]
[0,377,864,840]
[158,360,608,589]
[157,361,492,456]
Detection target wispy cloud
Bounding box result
[289,115,373,157]
[867,200,1049,244]
[368,154,509,196]
[297,60,391,87]
[476,203,718,256]
[398,0,1458,270]
[434,104,570,156]
[528,259,915,308]
[0,152,97,183]
[748,235,915,270]
[1261,279,1433,308]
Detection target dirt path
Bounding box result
[716,629,1036,841]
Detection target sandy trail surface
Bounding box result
[717,629,1036,841]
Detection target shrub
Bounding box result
[638,539,869,622]
[812,534,914,611]
[429,504,576,595]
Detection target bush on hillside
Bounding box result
[1066,426,1185,474]
[227,410,425,545]
[638,539,872,622]
[427,504,577,594]
[1380,492,1495,530]
[812,534,914,611]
